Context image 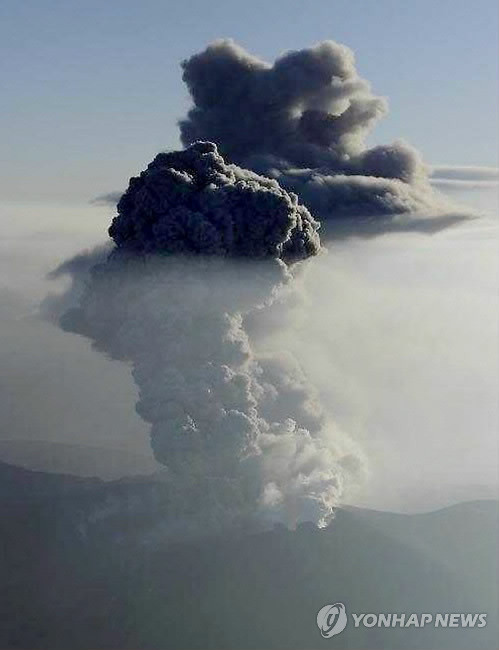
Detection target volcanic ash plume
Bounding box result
[48,142,364,531]
[179,40,464,227]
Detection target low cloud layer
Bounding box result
[430,165,499,190]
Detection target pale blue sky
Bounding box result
[1,0,497,201]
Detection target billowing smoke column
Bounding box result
[109,140,320,261]
[179,40,451,222]
[50,142,363,532]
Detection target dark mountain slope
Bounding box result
[0,461,496,649]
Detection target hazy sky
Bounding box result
[1,0,498,202]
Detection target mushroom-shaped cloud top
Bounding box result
[109,141,321,263]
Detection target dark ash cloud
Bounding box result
[179,40,394,176]
[179,39,471,227]
[108,141,320,263]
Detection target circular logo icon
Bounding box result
[317,602,348,638]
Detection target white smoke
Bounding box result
[44,143,365,533]
[47,252,365,529]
